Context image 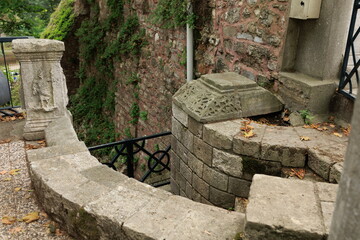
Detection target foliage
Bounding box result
[299,110,314,125]
[0,0,61,37]
[40,0,75,40]
[151,0,195,29]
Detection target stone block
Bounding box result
[170,178,180,195]
[170,150,180,172]
[45,116,79,146]
[192,190,202,202]
[294,127,349,148]
[180,160,192,182]
[228,177,251,198]
[246,175,326,239]
[316,182,338,202]
[278,72,337,113]
[171,136,178,154]
[173,72,283,123]
[185,181,193,199]
[177,172,186,192]
[26,141,88,162]
[80,165,129,189]
[209,187,235,209]
[329,162,343,183]
[203,120,241,150]
[203,164,229,191]
[188,153,204,177]
[171,117,194,151]
[242,156,282,181]
[261,126,307,167]
[193,136,213,166]
[308,148,340,181]
[177,140,190,164]
[213,148,243,178]
[172,103,188,127]
[321,202,335,234]
[192,173,210,199]
[233,122,266,158]
[188,116,203,137]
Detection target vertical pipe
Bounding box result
[186,2,194,82]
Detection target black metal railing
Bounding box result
[339,0,360,99]
[88,132,171,187]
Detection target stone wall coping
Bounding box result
[26,116,245,239]
[13,39,65,53]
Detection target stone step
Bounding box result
[245,174,338,240]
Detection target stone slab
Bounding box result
[172,103,189,127]
[329,162,343,183]
[233,121,267,158]
[246,174,326,239]
[321,202,335,234]
[203,120,241,150]
[213,148,243,178]
[316,182,338,202]
[261,126,307,167]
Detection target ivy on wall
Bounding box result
[40,0,75,40]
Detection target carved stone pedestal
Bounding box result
[13,39,70,140]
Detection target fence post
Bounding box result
[12,39,70,140]
[126,142,134,178]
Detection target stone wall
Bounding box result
[195,0,290,83]
[171,104,347,209]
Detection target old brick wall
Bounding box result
[195,0,290,84]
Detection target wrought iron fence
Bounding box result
[88,132,171,188]
[339,0,360,99]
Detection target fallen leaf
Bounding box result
[2,216,17,225]
[329,124,336,128]
[9,169,21,175]
[0,139,11,144]
[333,132,343,138]
[9,227,23,234]
[204,230,212,235]
[3,177,11,181]
[300,136,311,141]
[22,212,40,223]
[291,168,305,179]
[0,170,7,175]
[243,130,256,138]
[55,229,64,236]
[40,211,48,218]
[14,187,21,192]
[283,116,290,122]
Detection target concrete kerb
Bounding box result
[26,116,245,239]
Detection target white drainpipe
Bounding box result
[186,2,194,82]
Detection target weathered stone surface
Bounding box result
[192,173,210,198]
[246,175,326,239]
[170,178,180,195]
[203,120,240,150]
[81,165,129,189]
[289,112,304,126]
[172,103,188,127]
[176,140,190,164]
[316,182,338,202]
[228,177,251,198]
[172,117,194,151]
[173,72,283,123]
[203,164,229,191]
[242,156,282,181]
[180,159,192,182]
[13,39,69,140]
[293,127,348,148]
[233,122,266,158]
[329,162,343,183]
[212,148,243,178]
[45,116,78,146]
[188,116,203,137]
[261,126,307,167]
[321,202,335,234]
[188,153,204,177]
[209,187,235,209]
[193,136,213,166]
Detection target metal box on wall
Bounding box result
[290,0,322,20]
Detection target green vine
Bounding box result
[151,0,196,29]
[40,0,75,40]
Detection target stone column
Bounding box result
[13,39,70,140]
[328,98,360,239]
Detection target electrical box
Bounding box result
[289,0,322,20]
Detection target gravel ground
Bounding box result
[0,139,73,240]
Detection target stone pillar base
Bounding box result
[278,72,337,113]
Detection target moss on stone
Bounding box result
[69,208,100,240]
[41,0,75,40]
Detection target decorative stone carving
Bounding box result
[13,39,70,140]
[173,72,283,123]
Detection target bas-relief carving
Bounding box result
[31,68,57,112]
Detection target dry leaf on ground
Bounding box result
[300,136,311,141]
[9,169,21,175]
[2,216,17,225]
[0,139,11,144]
[22,212,40,223]
[333,132,343,138]
[0,170,7,175]
[14,187,21,192]
[290,168,305,179]
[9,227,23,234]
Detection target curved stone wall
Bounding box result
[26,116,245,239]
[171,104,346,209]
